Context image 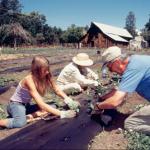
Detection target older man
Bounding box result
[96,46,150,135]
[57,53,99,94]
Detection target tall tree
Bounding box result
[43,25,63,44]
[142,14,150,46]
[61,24,84,44]
[19,11,46,37]
[0,0,22,25]
[145,14,150,31]
[0,23,31,48]
[125,11,137,37]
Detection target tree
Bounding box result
[142,14,150,46]
[125,11,137,37]
[0,0,22,25]
[42,24,63,44]
[145,14,150,31]
[0,23,31,49]
[36,33,45,45]
[19,11,46,37]
[61,24,85,44]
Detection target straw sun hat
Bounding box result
[72,53,93,66]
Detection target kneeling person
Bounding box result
[57,53,99,94]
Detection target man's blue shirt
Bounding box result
[118,55,150,101]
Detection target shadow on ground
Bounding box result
[0,95,103,150]
[0,101,129,150]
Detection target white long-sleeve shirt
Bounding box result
[57,63,98,86]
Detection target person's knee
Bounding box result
[13,119,27,128]
[124,119,131,130]
[124,117,136,131]
[74,84,82,91]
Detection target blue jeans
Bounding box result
[6,102,27,128]
[6,101,55,128]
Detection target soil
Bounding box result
[0,49,148,150]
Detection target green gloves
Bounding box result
[60,110,76,119]
[64,97,80,111]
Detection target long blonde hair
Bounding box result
[31,55,53,96]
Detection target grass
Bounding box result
[1,46,98,56]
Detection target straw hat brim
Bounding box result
[72,57,93,66]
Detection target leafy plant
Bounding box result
[133,104,148,111]
[124,130,150,150]
[94,83,108,96]
[0,105,7,119]
[0,77,15,87]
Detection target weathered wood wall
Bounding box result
[80,25,128,49]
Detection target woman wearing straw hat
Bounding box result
[57,53,99,95]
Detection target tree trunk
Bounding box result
[14,38,17,50]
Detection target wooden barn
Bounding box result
[80,22,133,48]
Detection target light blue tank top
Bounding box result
[10,83,32,104]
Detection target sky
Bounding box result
[20,0,150,30]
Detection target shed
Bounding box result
[80,22,133,48]
[129,35,148,50]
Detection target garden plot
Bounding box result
[0,48,149,149]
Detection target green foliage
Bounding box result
[133,104,148,112]
[125,11,137,37]
[0,0,63,46]
[35,33,45,44]
[94,83,108,96]
[0,23,31,47]
[94,73,121,96]
[143,16,150,45]
[124,130,150,150]
[0,77,15,87]
[20,11,46,37]
[111,74,121,87]
[43,25,63,44]
[145,16,150,31]
[60,24,85,44]
[0,0,22,25]
[0,0,87,46]
[0,105,7,119]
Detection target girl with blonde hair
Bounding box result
[0,55,78,129]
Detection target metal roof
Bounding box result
[105,33,128,42]
[92,22,133,41]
